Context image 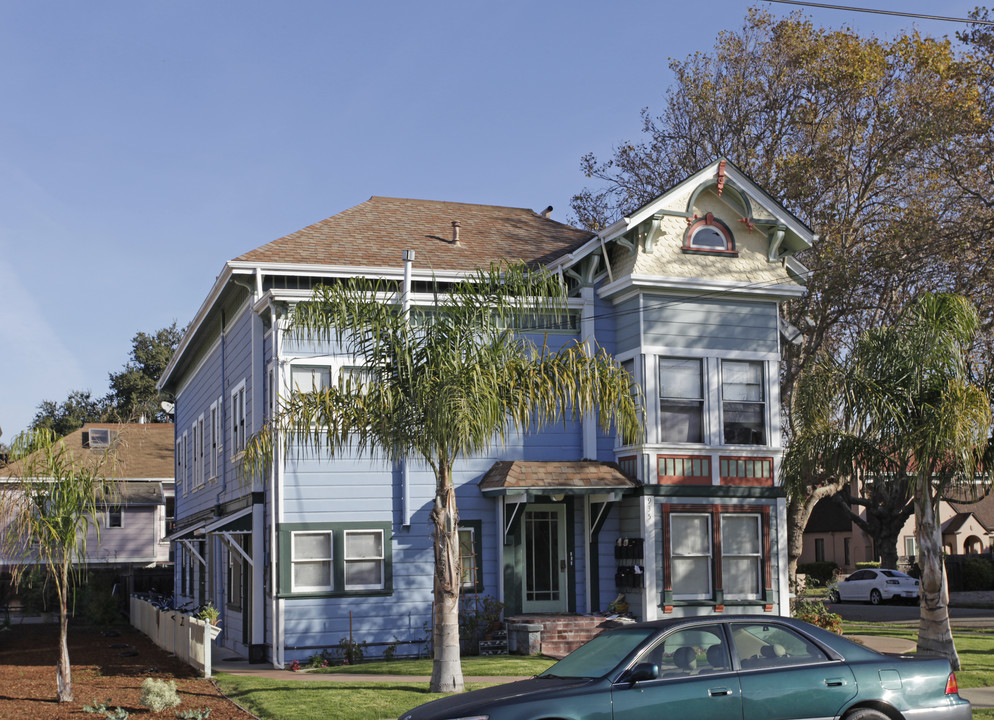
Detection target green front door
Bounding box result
[522,505,568,613]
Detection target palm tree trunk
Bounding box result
[915,490,960,670]
[56,563,73,702]
[429,474,464,693]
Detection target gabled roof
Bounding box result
[236,197,594,272]
[1,424,175,481]
[942,512,978,535]
[948,492,994,533]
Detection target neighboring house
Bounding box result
[802,491,993,572]
[157,159,813,666]
[0,423,175,597]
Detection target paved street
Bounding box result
[829,591,994,627]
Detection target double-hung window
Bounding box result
[291,531,334,592]
[344,530,385,591]
[721,514,762,599]
[659,358,704,443]
[231,381,247,455]
[722,360,766,445]
[281,522,392,596]
[291,365,331,392]
[209,399,221,480]
[458,521,483,593]
[670,514,712,599]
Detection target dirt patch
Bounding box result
[0,623,255,719]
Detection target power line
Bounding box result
[764,0,994,25]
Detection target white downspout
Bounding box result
[269,300,284,668]
[581,285,597,459]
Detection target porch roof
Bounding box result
[479,460,639,496]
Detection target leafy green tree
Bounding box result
[570,8,994,587]
[31,390,108,436]
[0,428,117,702]
[785,294,991,668]
[106,322,184,422]
[245,262,641,692]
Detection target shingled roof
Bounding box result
[1,423,174,480]
[479,460,638,494]
[235,197,595,271]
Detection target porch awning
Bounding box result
[479,461,639,497]
[165,520,207,543]
[205,506,253,534]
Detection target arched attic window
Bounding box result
[683,212,737,255]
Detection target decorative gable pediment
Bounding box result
[585,159,814,299]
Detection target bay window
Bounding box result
[722,360,765,445]
[659,358,704,443]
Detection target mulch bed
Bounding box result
[0,623,256,719]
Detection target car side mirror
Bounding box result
[621,662,659,684]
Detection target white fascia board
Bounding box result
[229,260,475,285]
[598,273,808,301]
[543,235,604,274]
[158,262,236,391]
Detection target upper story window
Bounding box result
[231,381,247,455]
[659,358,704,443]
[291,365,331,392]
[721,360,766,445]
[684,212,736,254]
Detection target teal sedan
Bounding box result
[399,615,970,720]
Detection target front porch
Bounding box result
[505,614,629,658]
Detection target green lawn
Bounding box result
[309,654,554,676]
[215,631,994,720]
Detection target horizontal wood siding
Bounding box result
[614,297,641,355]
[642,295,778,353]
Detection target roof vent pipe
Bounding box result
[541,205,553,218]
[452,221,461,245]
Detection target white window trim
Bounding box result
[344,529,385,591]
[721,513,762,600]
[193,414,206,490]
[658,356,707,446]
[176,438,184,497]
[719,359,769,447]
[209,398,221,481]
[290,531,334,593]
[106,506,124,529]
[231,380,247,458]
[671,513,712,601]
[181,431,189,496]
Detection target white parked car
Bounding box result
[828,568,920,604]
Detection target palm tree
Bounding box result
[785,293,991,668]
[245,261,641,693]
[0,428,116,702]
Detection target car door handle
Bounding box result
[708,687,732,696]
[825,678,848,687]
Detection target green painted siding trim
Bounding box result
[277,521,392,598]
[641,485,784,498]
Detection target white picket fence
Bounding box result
[130,596,220,677]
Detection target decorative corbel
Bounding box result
[767,225,786,262]
[642,212,665,254]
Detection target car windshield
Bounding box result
[539,628,657,679]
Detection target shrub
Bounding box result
[176,709,211,720]
[139,678,182,713]
[792,598,843,634]
[797,562,838,586]
[856,561,881,569]
[82,699,129,719]
[961,557,994,591]
[337,636,367,665]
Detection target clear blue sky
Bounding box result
[0,0,978,440]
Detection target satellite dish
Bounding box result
[160,402,175,416]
